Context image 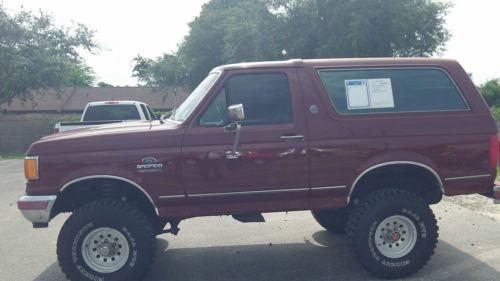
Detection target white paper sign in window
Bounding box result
[345,80,370,109]
[345,78,394,110]
[368,78,394,108]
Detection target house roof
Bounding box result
[0,87,189,113]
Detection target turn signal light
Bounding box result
[24,157,39,180]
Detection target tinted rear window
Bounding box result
[83,104,141,121]
[318,68,468,115]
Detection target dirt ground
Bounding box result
[444,194,500,221]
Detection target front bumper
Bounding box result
[17,195,56,227]
[494,186,500,204]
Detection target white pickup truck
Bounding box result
[54,100,158,133]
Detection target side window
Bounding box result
[140,104,150,120]
[146,106,157,120]
[199,73,293,126]
[199,88,229,126]
[318,68,468,115]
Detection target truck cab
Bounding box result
[54,100,157,133]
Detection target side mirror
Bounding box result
[227,104,245,122]
[225,104,245,160]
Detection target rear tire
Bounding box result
[346,189,438,279]
[57,199,156,281]
[311,208,348,234]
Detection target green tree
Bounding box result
[133,0,284,89]
[132,54,186,88]
[97,81,114,87]
[480,79,500,107]
[479,79,500,120]
[269,0,451,58]
[67,64,96,87]
[0,5,97,104]
[489,107,500,121]
[178,0,285,87]
[134,0,451,88]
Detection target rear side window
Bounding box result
[318,68,468,115]
[83,104,141,121]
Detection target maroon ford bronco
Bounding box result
[18,58,500,281]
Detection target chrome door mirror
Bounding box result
[224,104,245,159]
[227,104,245,122]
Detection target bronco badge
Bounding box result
[137,157,163,173]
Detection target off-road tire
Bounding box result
[311,208,348,234]
[346,189,438,279]
[57,198,156,281]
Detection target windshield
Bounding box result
[170,72,220,122]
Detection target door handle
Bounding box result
[280,135,304,141]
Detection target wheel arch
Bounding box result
[348,161,444,204]
[52,175,159,218]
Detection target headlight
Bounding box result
[24,156,39,180]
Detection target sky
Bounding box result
[2,0,499,86]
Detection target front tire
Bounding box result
[346,189,438,279]
[57,199,156,281]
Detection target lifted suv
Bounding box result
[18,58,499,281]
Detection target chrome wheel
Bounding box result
[374,215,417,259]
[81,227,130,273]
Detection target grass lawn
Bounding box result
[0,153,25,160]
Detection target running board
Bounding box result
[232,213,265,223]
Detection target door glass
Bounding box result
[140,104,151,120]
[199,89,229,126]
[146,105,157,120]
[199,73,293,126]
